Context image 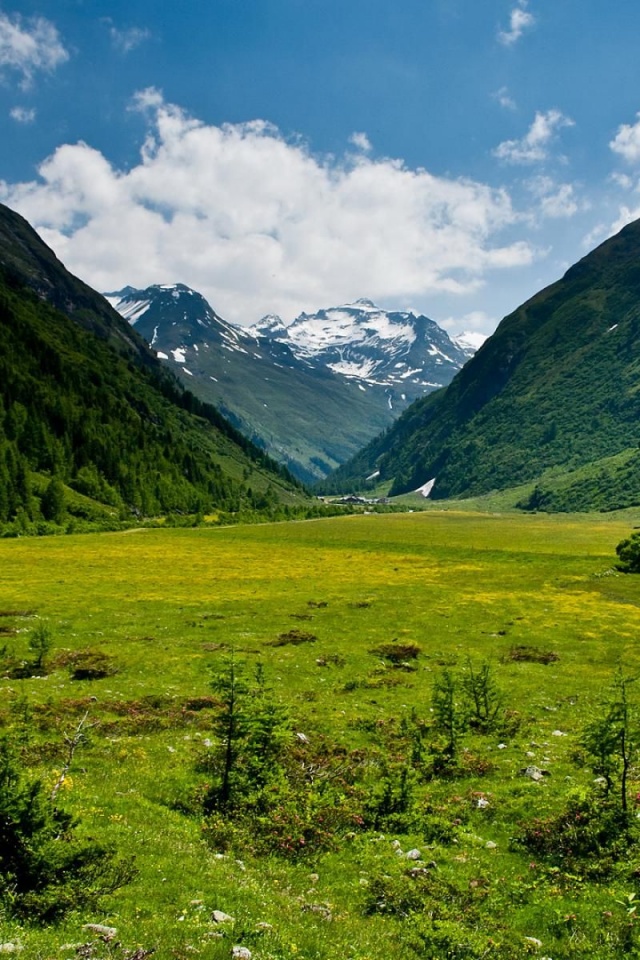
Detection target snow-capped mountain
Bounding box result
[105,285,479,482]
[451,330,487,359]
[104,283,248,369]
[247,298,469,404]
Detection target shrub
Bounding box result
[364,763,416,832]
[0,736,135,922]
[514,793,634,874]
[616,531,640,572]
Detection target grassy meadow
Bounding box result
[3,510,640,959]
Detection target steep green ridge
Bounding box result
[0,204,150,365]
[0,204,305,529]
[330,218,640,508]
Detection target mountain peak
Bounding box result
[351,298,377,309]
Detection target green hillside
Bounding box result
[0,204,306,531]
[329,218,640,510]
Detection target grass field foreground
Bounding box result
[2,511,640,959]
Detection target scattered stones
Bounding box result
[476,797,490,808]
[301,903,332,921]
[255,922,273,932]
[212,910,235,924]
[81,925,117,939]
[296,732,309,743]
[524,936,543,947]
[522,765,551,781]
[551,729,567,737]
[407,863,437,878]
[405,848,422,860]
[391,839,402,850]
[232,948,252,960]
[0,945,22,954]
[497,743,507,750]
[485,841,497,850]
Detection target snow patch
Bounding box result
[415,479,436,498]
[171,347,187,363]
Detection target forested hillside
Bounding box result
[329,217,640,511]
[0,204,305,532]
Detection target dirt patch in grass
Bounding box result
[267,629,318,647]
[505,644,560,664]
[370,641,421,663]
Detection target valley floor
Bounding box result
[2,511,640,959]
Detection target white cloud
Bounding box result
[0,11,68,88]
[609,205,640,236]
[108,24,151,55]
[498,1,535,46]
[610,113,640,164]
[10,105,36,124]
[610,171,635,190]
[441,311,495,335]
[349,131,372,152]
[494,109,574,164]
[0,90,535,325]
[582,204,640,250]
[525,176,583,218]
[129,85,165,113]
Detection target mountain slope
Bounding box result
[107,286,470,483]
[330,217,640,509]
[0,203,304,529]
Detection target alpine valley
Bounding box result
[105,285,477,483]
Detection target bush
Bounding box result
[0,737,135,922]
[514,793,634,874]
[616,531,640,572]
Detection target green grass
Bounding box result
[3,511,640,958]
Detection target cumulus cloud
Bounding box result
[525,176,583,218]
[0,90,535,325]
[494,109,574,165]
[0,11,68,88]
[610,113,640,164]
[10,105,36,124]
[107,23,151,55]
[498,1,535,46]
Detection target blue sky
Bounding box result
[2,1,640,334]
